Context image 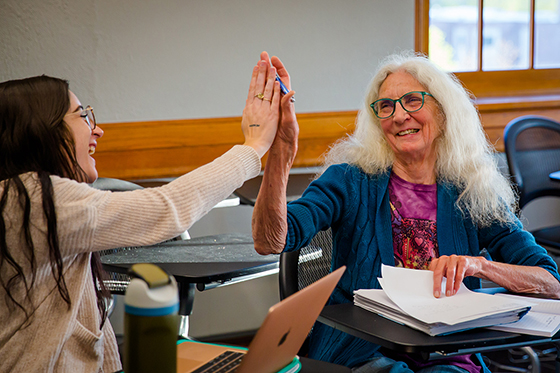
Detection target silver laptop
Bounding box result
[177,266,346,373]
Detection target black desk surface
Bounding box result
[100,233,278,285]
[318,303,559,359]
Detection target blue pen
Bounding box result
[275,73,295,103]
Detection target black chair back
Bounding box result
[90,177,144,192]
[504,115,560,209]
[279,228,333,300]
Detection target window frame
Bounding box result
[415,0,560,99]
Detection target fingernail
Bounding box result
[434,291,440,298]
[446,290,451,297]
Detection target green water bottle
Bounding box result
[124,263,179,373]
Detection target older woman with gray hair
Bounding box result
[252,51,560,373]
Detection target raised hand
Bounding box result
[270,54,298,156]
[251,52,299,255]
[241,56,281,158]
[255,52,299,163]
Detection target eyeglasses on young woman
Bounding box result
[65,105,96,130]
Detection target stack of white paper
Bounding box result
[354,265,533,336]
[488,294,560,337]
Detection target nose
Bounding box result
[392,101,410,123]
[93,125,104,139]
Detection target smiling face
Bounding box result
[65,91,103,183]
[377,70,442,175]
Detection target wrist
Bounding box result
[475,256,492,281]
[243,140,268,158]
[269,138,297,166]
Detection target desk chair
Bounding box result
[504,115,560,255]
[279,228,333,356]
[279,228,546,373]
[279,228,333,300]
[279,228,352,372]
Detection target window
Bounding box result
[415,0,560,99]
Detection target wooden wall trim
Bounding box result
[95,100,560,181]
[95,111,357,180]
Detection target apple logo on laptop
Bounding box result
[278,329,290,347]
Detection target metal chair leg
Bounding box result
[179,315,191,339]
[519,347,540,373]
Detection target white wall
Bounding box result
[1,0,415,339]
[1,0,415,123]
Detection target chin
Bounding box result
[86,159,98,183]
[83,168,98,183]
[87,174,98,183]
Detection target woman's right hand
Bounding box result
[255,52,298,161]
[241,56,281,158]
[251,52,298,255]
[270,54,298,161]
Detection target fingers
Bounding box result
[453,258,468,295]
[250,57,279,105]
[271,55,290,89]
[444,256,458,297]
[240,52,289,158]
[429,258,444,298]
[271,81,281,110]
[253,60,268,101]
[241,56,281,158]
[271,55,285,72]
[260,51,271,65]
[247,65,259,101]
[430,255,470,298]
[281,90,296,110]
[262,66,277,102]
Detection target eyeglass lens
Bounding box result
[85,106,96,130]
[373,92,427,119]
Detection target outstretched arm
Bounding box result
[252,52,298,255]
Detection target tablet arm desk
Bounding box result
[101,233,279,337]
[318,303,560,373]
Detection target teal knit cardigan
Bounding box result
[284,164,560,368]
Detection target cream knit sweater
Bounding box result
[0,145,261,373]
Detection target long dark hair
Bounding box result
[0,75,110,327]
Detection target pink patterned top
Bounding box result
[388,172,481,373]
[389,172,438,270]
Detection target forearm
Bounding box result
[252,141,296,255]
[479,259,560,299]
[60,146,261,253]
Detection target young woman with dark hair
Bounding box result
[0,52,294,372]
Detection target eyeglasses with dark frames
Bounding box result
[370,91,434,119]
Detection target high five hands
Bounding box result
[242,52,297,159]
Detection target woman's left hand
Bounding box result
[429,254,560,299]
[428,255,484,298]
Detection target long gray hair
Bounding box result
[323,51,516,227]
